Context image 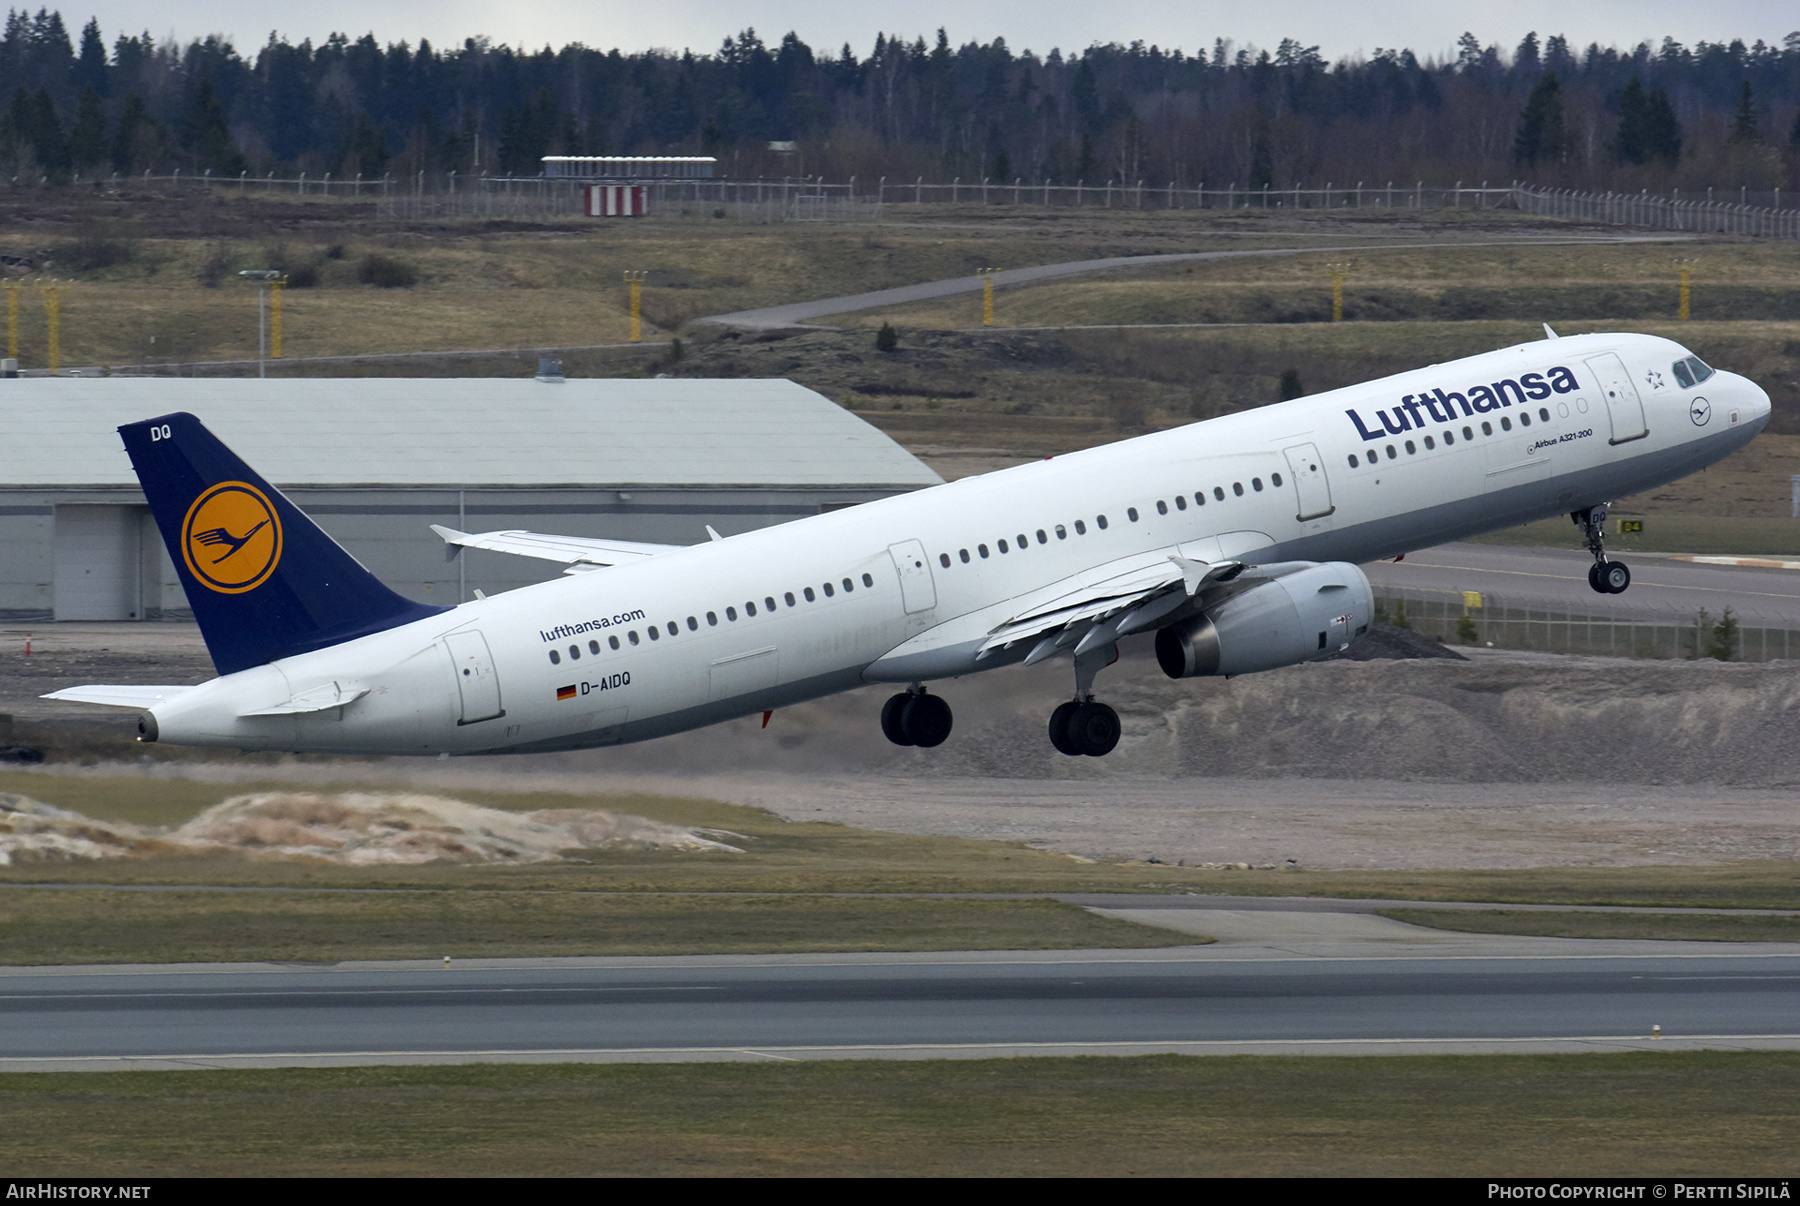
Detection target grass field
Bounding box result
[1382,908,1800,943]
[1,1052,1794,1175]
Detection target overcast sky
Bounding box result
[62,0,1797,62]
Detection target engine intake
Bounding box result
[1155,561,1374,678]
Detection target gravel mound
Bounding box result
[1325,621,1468,662]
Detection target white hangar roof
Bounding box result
[0,377,943,490]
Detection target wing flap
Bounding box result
[431,524,682,567]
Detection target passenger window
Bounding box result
[1443,432,1454,446]
[1055,525,1067,539]
[1423,436,1434,450]
[784,592,795,607]
[610,635,620,649]
[997,539,1009,553]
[687,617,697,631]
[843,578,854,592]
[668,622,678,636]
[1539,408,1550,422]
[1500,417,1512,431]
[569,645,580,660]
[1404,441,1415,454]
[1480,422,1492,436]
[726,606,738,620]
[648,627,659,641]
[1194,492,1205,506]
[1232,482,1244,496]
[628,630,640,644]
[1214,486,1226,499]
[978,544,989,558]
[1073,520,1086,535]
[1096,514,1108,529]
[939,554,950,568]
[1017,534,1028,548]
[1463,426,1474,440]
[549,649,561,664]
[862,573,873,587]
[823,583,834,597]
[1036,529,1048,544]
[1348,454,1359,467]
[706,611,718,626]
[1156,500,1168,515]
[804,587,816,601]
[1519,412,1531,427]
[1673,360,1694,388]
[1127,508,1138,522]
[764,597,776,612]
[1385,446,1396,460]
[1174,495,1187,511]
[589,640,601,654]
[1251,479,1262,492]
[1271,473,1283,487]
[959,549,970,563]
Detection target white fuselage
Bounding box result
[147,332,1771,754]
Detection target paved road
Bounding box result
[7,908,1798,1071]
[697,236,1681,330]
[1364,542,1800,627]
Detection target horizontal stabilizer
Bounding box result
[431,524,682,567]
[42,685,194,709]
[241,681,369,716]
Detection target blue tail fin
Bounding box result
[121,412,449,675]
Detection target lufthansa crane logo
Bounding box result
[181,481,282,594]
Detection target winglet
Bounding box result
[706,525,724,543]
[1543,322,1559,339]
[432,523,469,561]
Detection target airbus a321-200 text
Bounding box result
[49,330,1771,759]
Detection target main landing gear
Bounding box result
[1048,638,1121,757]
[881,686,953,747]
[1574,504,1631,595]
[1048,698,1120,757]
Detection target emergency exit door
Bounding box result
[444,630,505,724]
[1282,443,1336,521]
[1587,353,1648,445]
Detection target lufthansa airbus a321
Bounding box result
[48,330,1771,759]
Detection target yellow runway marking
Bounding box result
[1397,562,1800,603]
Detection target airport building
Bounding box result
[0,377,941,621]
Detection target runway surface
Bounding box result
[1363,542,1800,626]
[7,904,1798,1072]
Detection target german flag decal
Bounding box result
[556,684,577,701]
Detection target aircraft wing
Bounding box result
[431,524,683,569]
[976,555,1321,661]
[41,685,195,709]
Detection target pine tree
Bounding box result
[110,91,149,173]
[72,17,106,97]
[1513,71,1565,168]
[1729,81,1759,144]
[182,73,245,175]
[1645,87,1682,166]
[29,87,67,174]
[1614,77,1650,163]
[68,84,106,173]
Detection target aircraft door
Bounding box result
[887,539,937,613]
[1281,443,1336,522]
[1586,353,1648,445]
[444,630,505,724]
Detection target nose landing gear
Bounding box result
[1575,505,1631,595]
[880,685,953,747]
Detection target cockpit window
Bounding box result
[1672,360,1694,389]
[1686,356,1714,383]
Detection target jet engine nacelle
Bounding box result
[1154,561,1374,678]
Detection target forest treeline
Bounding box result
[0,11,1796,192]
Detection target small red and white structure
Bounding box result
[584,184,648,217]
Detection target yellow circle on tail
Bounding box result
[181,481,283,594]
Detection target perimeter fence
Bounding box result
[1373,586,1800,663]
